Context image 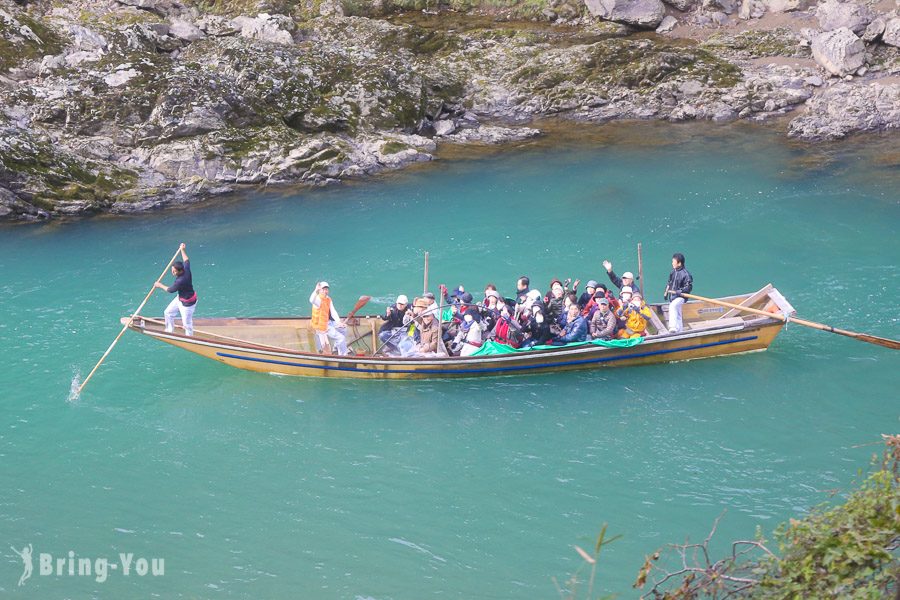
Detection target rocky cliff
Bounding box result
[1,0,897,220]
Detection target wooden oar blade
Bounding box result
[850,332,900,350]
[345,295,371,321]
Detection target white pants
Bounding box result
[668,297,685,333]
[316,323,349,355]
[165,296,196,336]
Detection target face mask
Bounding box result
[535,313,544,324]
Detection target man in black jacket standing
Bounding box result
[664,252,693,333]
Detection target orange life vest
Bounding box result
[311,294,332,332]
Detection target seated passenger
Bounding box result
[544,279,566,327]
[558,291,579,328]
[595,283,620,312]
[482,284,498,306]
[555,303,588,344]
[589,296,617,340]
[515,276,530,303]
[452,313,484,357]
[493,305,524,348]
[480,290,502,331]
[617,292,653,339]
[441,284,466,307]
[517,289,542,317]
[412,310,441,356]
[602,259,638,293]
[580,287,601,321]
[378,294,411,350]
[577,280,599,309]
[521,301,552,348]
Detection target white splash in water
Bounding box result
[67,371,82,403]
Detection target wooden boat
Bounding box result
[123,285,795,379]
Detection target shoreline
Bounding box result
[3,117,897,228]
[1,2,898,222]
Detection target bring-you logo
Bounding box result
[10,544,164,586]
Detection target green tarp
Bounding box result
[469,336,644,357]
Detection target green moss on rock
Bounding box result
[701,28,809,59]
[0,9,66,72]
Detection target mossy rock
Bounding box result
[381,140,411,154]
[0,8,66,73]
[509,38,741,93]
[701,28,809,59]
[0,129,139,208]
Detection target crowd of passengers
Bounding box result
[366,255,693,358]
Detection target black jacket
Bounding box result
[607,269,638,293]
[665,266,693,301]
[379,306,408,333]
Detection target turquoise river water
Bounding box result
[1,122,898,599]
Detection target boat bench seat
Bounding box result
[686,316,746,331]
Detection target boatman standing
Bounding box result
[664,252,693,333]
[309,281,349,355]
[154,243,197,336]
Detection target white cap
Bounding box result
[526,289,542,302]
[621,285,633,294]
[320,281,330,288]
[396,294,409,304]
[622,272,634,280]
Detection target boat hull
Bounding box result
[127,318,784,380]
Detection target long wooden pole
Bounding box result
[77,246,183,394]
[637,242,644,297]
[682,292,900,351]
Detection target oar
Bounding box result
[77,246,183,394]
[637,242,644,297]
[344,295,371,322]
[682,292,900,350]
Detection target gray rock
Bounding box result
[812,27,866,76]
[815,0,874,35]
[117,0,166,15]
[789,81,900,139]
[883,18,900,47]
[171,107,225,138]
[67,24,108,51]
[656,15,678,31]
[433,119,457,136]
[104,67,140,87]
[739,0,766,19]
[584,0,666,28]
[39,54,67,73]
[860,17,883,43]
[0,186,49,220]
[710,10,729,25]
[65,50,103,67]
[662,0,696,11]
[196,15,237,37]
[679,79,704,96]
[707,0,738,15]
[449,125,541,144]
[764,0,800,12]
[230,13,295,45]
[169,19,205,42]
[147,23,170,37]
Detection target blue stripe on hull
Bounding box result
[215,335,760,375]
